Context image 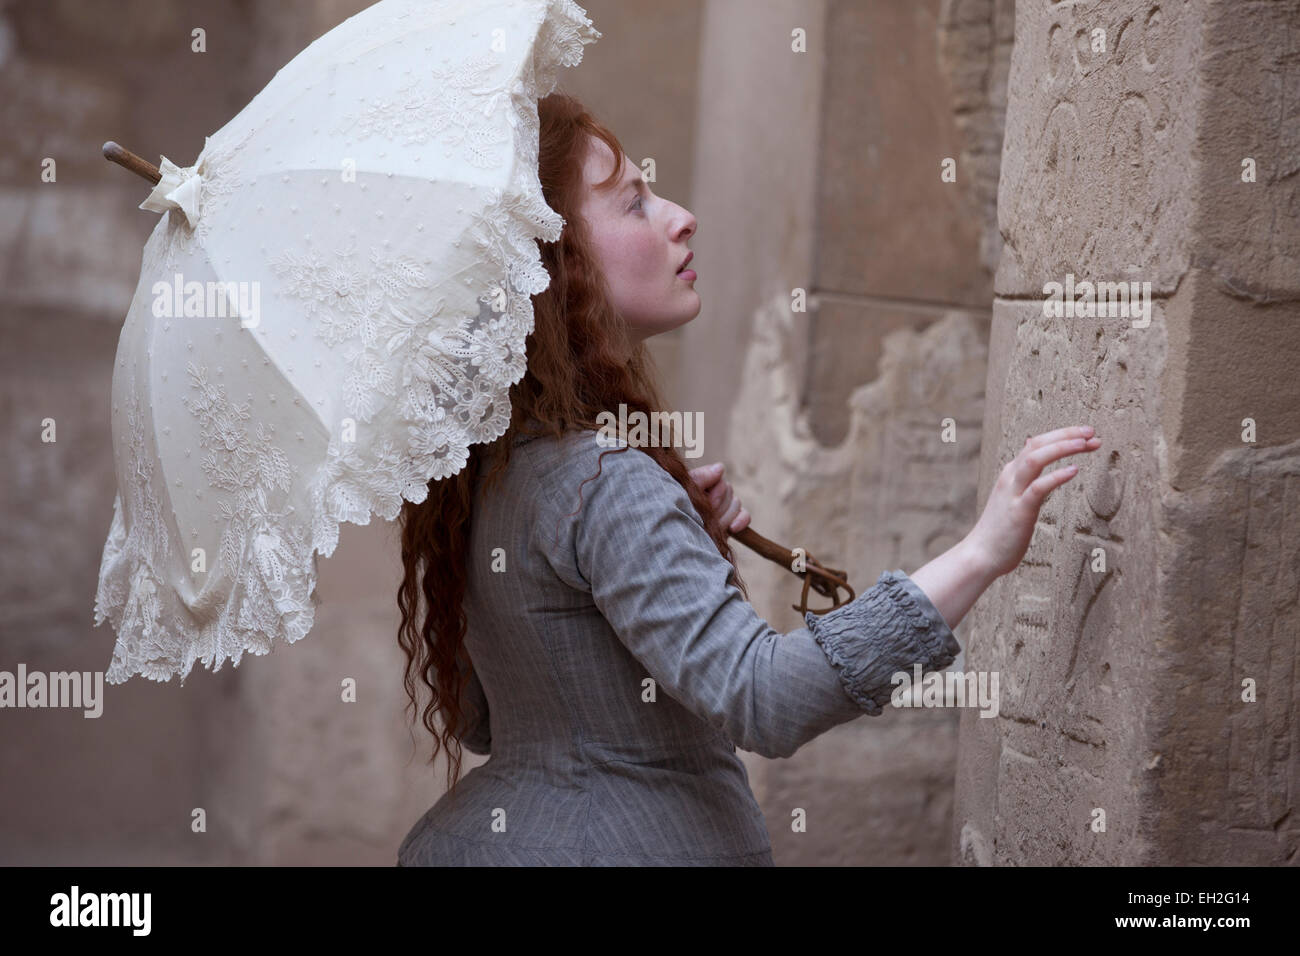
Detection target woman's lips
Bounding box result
[677,269,696,281]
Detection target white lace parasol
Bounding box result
[93,0,601,683]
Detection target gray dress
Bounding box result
[397,427,961,866]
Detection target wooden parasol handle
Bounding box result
[728,525,855,617]
[103,141,161,185]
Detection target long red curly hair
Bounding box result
[396,90,749,795]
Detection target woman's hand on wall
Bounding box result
[965,425,1101,579]
[908,425,1101,632]
[688,461,751,534]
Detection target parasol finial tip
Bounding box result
[102,141,161,185]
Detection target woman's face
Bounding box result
[577,136,699,342]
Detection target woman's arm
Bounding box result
[908,425,1101,630]
[539,434,960,758]
[907,537,999,633]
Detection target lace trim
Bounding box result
[93,358,324,684]
[804,570,961,716]
[94,0,601,684]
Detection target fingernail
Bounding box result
[1083,426,1095,436]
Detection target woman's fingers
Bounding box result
[709,478,728,508]
[729,506,751,533]
[710,473,746,531]
[1013,435,1100,493]
[1025,461,1079,504]
[1023,425,1094,451]
[686,462,750,533]
[1025,435,1100,472]
[713,484,738,526]
[688,461,725,491]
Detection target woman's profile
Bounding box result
[394,91,1100,866]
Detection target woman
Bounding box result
[395,91,1101,866]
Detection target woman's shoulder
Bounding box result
[516,425,641,470]
[516,427,680,508]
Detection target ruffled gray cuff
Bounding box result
[805,569,962,716]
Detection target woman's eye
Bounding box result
[630,196,643,212]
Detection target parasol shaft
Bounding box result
[102,141,161,185]
[729,525,794,565]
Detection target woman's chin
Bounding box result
[683,291,702,320]
[625,301,701,339]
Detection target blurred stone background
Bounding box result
[1,0,1295,866]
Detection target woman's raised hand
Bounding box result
[688,461,751,534]
[964,426,1102,579]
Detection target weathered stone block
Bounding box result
[817,0,995,309]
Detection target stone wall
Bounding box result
[954,0,1300,866]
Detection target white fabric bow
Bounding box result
[138,155,203,229]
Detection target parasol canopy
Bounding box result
[93,0,601,684]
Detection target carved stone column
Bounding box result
[954,0,1300,866]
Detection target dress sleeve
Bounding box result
[537,434,962,760]
[453,649,491,756]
